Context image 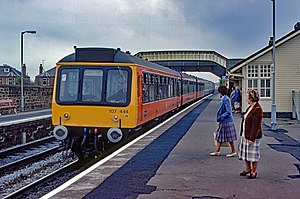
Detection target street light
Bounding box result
[270,0,277,130]
[21,30,36,112]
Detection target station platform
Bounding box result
[0,109,51,127]
[43,95,300,199]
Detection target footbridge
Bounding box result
[135,50,227,77]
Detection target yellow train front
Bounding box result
[52,47,182,157]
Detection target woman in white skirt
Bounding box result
[238,89,263,179]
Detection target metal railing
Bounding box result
[292,90,300,120]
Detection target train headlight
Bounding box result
[112,115,119,122]
[63,112,70,120]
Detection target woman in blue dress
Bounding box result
[210,85,237,157]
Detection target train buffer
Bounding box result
[43,95,300,199]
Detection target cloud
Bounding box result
[0,0,299,82]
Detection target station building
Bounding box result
[228,23,300,117]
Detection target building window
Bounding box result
[248,79,258,90]
[260,79,271,98]
[247,65,259,78]
[8,78,13,85]
[260,64,271,78]
[247,64,271,98]
[42,78,48,86]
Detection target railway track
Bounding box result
[0,137,74,198]
[0,136,55,157]
[0,128,145,198]
[0,136,60,173]
[3,160,78,199]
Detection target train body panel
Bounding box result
[135,65,182,126]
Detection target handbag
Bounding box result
[213,132,230,147]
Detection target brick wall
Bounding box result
[0,85,53,112]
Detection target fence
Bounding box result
[292,90,300,120]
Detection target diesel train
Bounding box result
[52,47,215,157]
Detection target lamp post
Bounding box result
[21,30,36,112]
[270,0,277,130]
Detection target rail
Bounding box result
[292,90,300,120]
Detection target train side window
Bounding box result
[176,79,181,96]
[164,77,169,98]
[148,74,155,102]
[157,76,166,100]
[183,80,187,94]
[168,78,171,97]
[189,81,194,93]
[158,76,163,99]
[142,73,159,103]
[169,78,174,97]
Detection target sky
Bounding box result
[1,0,299,82]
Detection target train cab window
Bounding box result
[58,69,79,102]
[82,69,103,102]
[106,69,129,104]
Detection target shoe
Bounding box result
[210,151,220,156]
[248,172,257,179]
[240,169,252,176]
[226,152,237,157]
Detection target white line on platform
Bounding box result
[40,94,212,199]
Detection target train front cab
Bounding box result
[52,62,140,150]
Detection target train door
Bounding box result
[138,70,143,124]
[177,79,182,107]
[139,72,153,123]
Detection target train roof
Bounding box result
[181,72,197,81]
[58,47,180,76]
[181,72,214,84]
